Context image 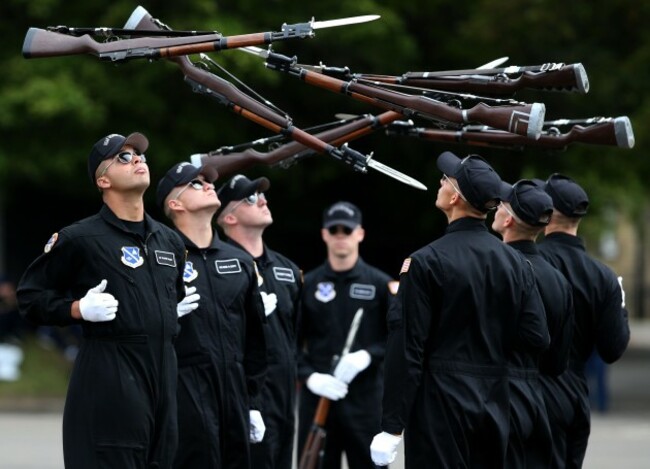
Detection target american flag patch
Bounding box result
[400,257,412,274]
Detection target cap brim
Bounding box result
[436,151,461,175]
[254,177,270,193]
[124,132,149,154]
[499,180,514,201]
[323,219,359,229]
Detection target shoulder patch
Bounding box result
[388,280,400,295]
[400,257,412,274]
[215,258,242,274]
[44,232,58,253]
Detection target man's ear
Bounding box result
[96,176,111,190]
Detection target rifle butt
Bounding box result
[298,425,327,469]
[465,102,545,139]
[614,116,635,148]
[22,28,95,59]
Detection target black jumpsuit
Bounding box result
[226,240,302,469]
[381,217,549,469]
[172,230,266,469]
[298,258,393,469]
[538,232,629,468]
[506,240,574,469]
[17,204,186,469]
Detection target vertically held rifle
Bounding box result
[298,307,365,469]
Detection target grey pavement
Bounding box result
[1,319,650,469]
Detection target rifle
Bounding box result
[22,13,379,61]
[298,308,365,469]
[386,116,635,151]
[191,111,403,178]
[124,7,426,190]
[241,47,546,139]
[353,62,589,95]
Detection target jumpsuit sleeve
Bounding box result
[17,231,84,326]
[539,281,574,376]
[364,280,393,361]
[381,255,440,434]
[515,262,550,354]
[594,274,630,363]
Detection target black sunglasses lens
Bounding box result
[328,225,353,235]
[117,152,133,163]
[190,179,204,190]
[246,193,258,204]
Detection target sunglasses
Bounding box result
[223,192,266,216]
[174,178,209,200]
[327,225,354,236]
[99,150,146,177]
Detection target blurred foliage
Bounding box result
[0,0,647,280]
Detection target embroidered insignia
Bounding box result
[121,246,144,268]
[388,280,400,295]
[254,261,263,286]
[273,267,295,283]
[315,282,336,303]
[155,250,176,267]
[44,233,58,253]
[400,257,412,274]
[215,258,242,274]
[183,261,198,283]
[349,283,376,300]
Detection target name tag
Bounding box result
[215,258,242,274]
[273,267,295,283]
[349,283,376,300]
[155,250,176,267]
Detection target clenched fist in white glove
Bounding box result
[306,372,348,400]
[79,280,118,322]
[249,410,266,443]
[618,276,626,308]
[333,349,371,384]
[177,286,200,318]
[370,431,402,466]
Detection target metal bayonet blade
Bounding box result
[367,159,428,190]
[240,46,268,58]
[312,15,381,29]
[477,56,509,69]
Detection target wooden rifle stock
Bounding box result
[388,116,635,150]
[298,398,331,469]
[372,63,589,95]
[197,111,402,177]
[23,19,313,61]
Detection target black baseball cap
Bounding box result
[216,174,270,217]
[436,151,502,212]
[88,132,148,183]
[500,179,553,226]
[543,173,589,217]
[156,160,220,209]
[322,201,362,229]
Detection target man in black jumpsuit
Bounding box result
[216,174,302,469]
[492,179,574,468]
[299,201,396,469]
[157,163,267,469]
[537,173,630,468]
[17,132,191,468]
[371,152,549,468]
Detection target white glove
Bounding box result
[249,410,266,443]
[260,291,278,317]
[370,431,402,466]
[306,372,348,400]
[79,280,118,322]
[618,276,626,308]
[333,349,371,384]
[177,286,200,318]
